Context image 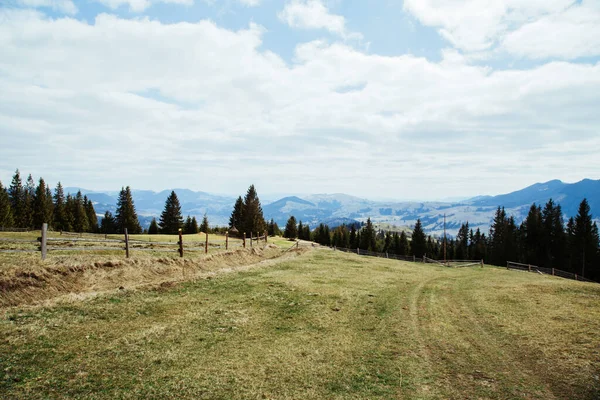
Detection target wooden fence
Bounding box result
[506,261,597,284]
[0,224,269,260]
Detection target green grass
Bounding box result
[1,249,599,399]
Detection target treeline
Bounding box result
[281,198,600,281]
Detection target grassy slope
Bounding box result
[1,250,599,399]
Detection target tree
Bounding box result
[148,217,159,234]
[32,178,53,229]
[101,211,116,234]
[159,191,183,234]
[349,225,357,248]
[298,221,304,239]
[268,218,280,236]
[572,199,599,279]
[241,185,266,236]
[115,186,142,234]
[302,224,310,242]
[541,199,566,269]
[53,182,67,231]
[284,216,298,239]
[359,218,376,251]
[455,222,470,260]
[0,181,14,228]
[229,196,244,231]
[72,191,89,233]
[520,204,544,266]
[84,196,98,232]
[8,169,24,228]
[411,219,427,258]
[200,214,209,234]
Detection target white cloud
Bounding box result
[237,0,261,6]
[278,0,363,40]
[17,0,78,15]
[0,10,599,198]
[94,0,193,13]
[403,0,600,60]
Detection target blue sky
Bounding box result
[1,0,599,200]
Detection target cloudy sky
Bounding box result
[1,0,599,200]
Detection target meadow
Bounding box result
[1,238,599,399]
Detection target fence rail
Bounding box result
[506,261,598,284]
[0,225,269,259]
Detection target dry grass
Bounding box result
[1,249,599,399]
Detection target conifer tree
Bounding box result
[183,216,193,234]
[115,186,142,234]
[148,217,159,235]
[63,194,75,232]
[410,219,427,258]
[455,222,470,260]
[229,196,244,231]
[73,191,89,233]
[101,211,116,234]
[284,216,298,239]
[298,221,304,239]
[383,231,392,253]
[241,185,266,236]
[53,182,67,231]
[268,218,280,236]
[200,214,210,234]
[0,181,14,228]
[191,216,199,234]
[349,225,357,248]
[359,218,376,251]
[302,224,310,241]
[33,178,53,229]
[8,169,24,228]
[20,174,36,229]
[541,199,566,269]
[572,199,599,278]
[84,196,98,232]
[159,191,183,234]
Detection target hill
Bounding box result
[1,247,598,399]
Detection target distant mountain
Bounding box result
[64,179,599,233]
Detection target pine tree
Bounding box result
[21,174,35,229]
[455,222,470,260]
[399,231,409,256]
[101,211,116,234]
[191,216,199,234]
[572,199,598,278]
[200,214,210,234]
[183,216,193,234]
[359,218,376,251]
[159,191,183,234]
[229,196,244,231]
[349,225,357,248]
[298,221,304,239]
[520,204,543,266]
[540,199,566,269]
[63,194,75,232]
[8,169,24,228]
[33,178,53,229]
[284,216,298,239]
[0,181,14,228]
[73,191,89,233]
[241,185,266,236]
[383,231,392,253]
[148,217,159,234]
[115,186,142,234]
[302,224,310,242]
[268,218,280,236]
[53,182,67,231]
[84,196,98,232]
[410,219,427,258]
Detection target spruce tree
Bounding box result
[73,191,89,233]
[84,196,98,232]
[159,191,183,234]
[53,182,67,231]
[359,218,376,251]
[100,211,116,234]
[63,194,75,232]
[268,218,280,236]
[191,216,199,234]
[541,199,566,269]
[200,214,209,234]
[455,222,470,260]
[410,220,427,258]
[0,181,14,228]
[33,178,53,229]
[241,185,266,236]
[115,186,142,234]
[229,196,244,230]
[302,224,310,242]
[21,174,35,229]
[572,199,598,278]
[284,216,298,239]
[298,221,304,239]
[349,225,357,248]
[148,217,159,234]
[8,169,24,228]
[183,216,193,234]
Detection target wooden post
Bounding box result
[124,228,130,258]
[552,268,555,276]
[250,232,253,248]
[226,231,229,250]
[413,255,416,262]
[243,232,246,248]
[528,264,531,272]
[506,261,509,270]
[575,274,578,281]
[41,223,48,260]
[178,229,183,258]
[357,248,360,255]
[386,252,388,258]
[265,231,268,243]
[481,259,484,268]
[205,232,208,254]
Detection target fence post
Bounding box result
[205,232,208,254]
[226,231,229,250]
[575,274,578,281]
[178,229,183,258]
[124,228,130,258]
[250,233,253,248]
[357,248,360,255]
[41,223,47,260]
[265,231,268,243]
[528,264,531,272]
[481,259,484,268]
[413,255,416,262]
[552,268,555,276]
[506,261,509,270]
[243,232,246,248]
[386,252,388,258]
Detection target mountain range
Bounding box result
[67,179,600,236]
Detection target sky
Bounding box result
[0,0,599,201]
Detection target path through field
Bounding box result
[1,248,599,399]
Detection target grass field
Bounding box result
[1,247,599,399]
